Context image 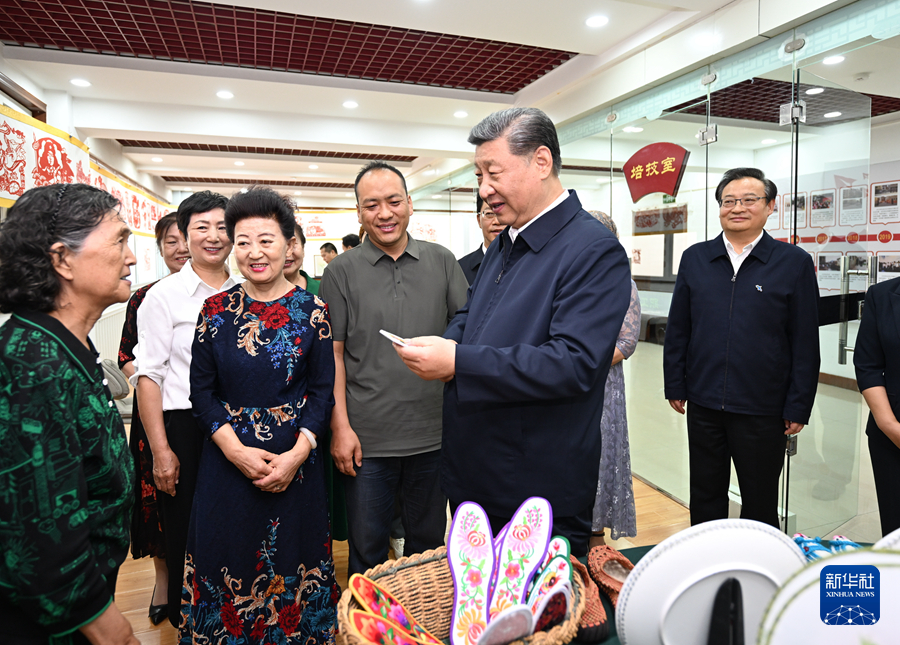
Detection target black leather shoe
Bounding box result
[148,585,168,625]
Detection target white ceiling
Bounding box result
[2,1,897,205]
[229,0,725,54]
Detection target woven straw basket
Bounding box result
[336,546,585,645]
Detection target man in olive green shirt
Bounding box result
[320,161,468,575]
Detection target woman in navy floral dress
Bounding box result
[183,187,338,644]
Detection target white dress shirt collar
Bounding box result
[180,259,235,296]
[509,190,568,243]
[724,230,764,274]
[130,260,239,410]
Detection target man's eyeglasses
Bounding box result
[479,210,498,219]
[720,196,764,209]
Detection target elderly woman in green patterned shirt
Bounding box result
[0,184,139,645]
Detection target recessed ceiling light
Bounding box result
[806,87,825,95]
[294,191,302,195]
[585,15,609,28]
[151,156,163,162]
[70,78,91,87]
[824,111,842,118]
[234,161,244,166]
[454,110,468,118]
[622,126,643,133]
[432,195,442,199]
[345,193,354,198]
[239,188,248,193]
[761,138,777,144]
[217,90,234,99]
[343,100,359,109]
[309,164,319,170]
[823,55,845,65]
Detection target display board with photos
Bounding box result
[759,165,900,294]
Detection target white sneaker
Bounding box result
[390,537,405,559]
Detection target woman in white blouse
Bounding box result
[132,190,238,627]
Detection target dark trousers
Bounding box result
[449,500,593,558]
[343,450,446,576]
[868,419,900,537]
[156,409,205,627]
[687,403,787,529]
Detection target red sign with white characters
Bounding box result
[623,142,690,203]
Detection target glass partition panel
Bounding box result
[784,67,871,539]
[615,99,709,506]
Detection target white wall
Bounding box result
[84,137,171,201]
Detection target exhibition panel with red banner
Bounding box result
[0,107,173,226]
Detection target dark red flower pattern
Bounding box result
[278,602,301,636]
[259,303,290,330]
[250,615,266,641]
[220,600,243,636]
[204,292,227,317]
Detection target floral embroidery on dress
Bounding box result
[222,399,309,445]
[182,519,337,644]
[198,288,332,385]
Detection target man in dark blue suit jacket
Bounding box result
[664,167,820,529]
[458,194,505,285]
[395,108,631,556]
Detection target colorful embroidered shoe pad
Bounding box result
[538,536,571,573]
[447,502,495,645]
[488,496,553,619]
[527,555,572,613]
[490,522,508,600]
[349,574,442,644]
[476,605,533,645]
[532,587,570,633]
[350,610,432,645]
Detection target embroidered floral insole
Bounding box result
[349,574,442,645]
[447,501,495,645]
[487,496,552,620]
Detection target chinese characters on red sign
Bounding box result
[623,142,690,203]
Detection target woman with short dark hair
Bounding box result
[131,190,237,627]
[117,211,188,625]
[0,183,139,644]
[183,185,339,643]
[284,222,320,294]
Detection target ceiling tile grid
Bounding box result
[161,176,354,188]
[118,139,417,162]
[669,78,900,124]
[0,0,576,93]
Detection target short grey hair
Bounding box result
[589,211,618,238]
[468,108,562,176]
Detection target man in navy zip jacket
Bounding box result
[394,108,631,556]
[664,167,820,528]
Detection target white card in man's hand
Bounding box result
[379,329,409,347]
